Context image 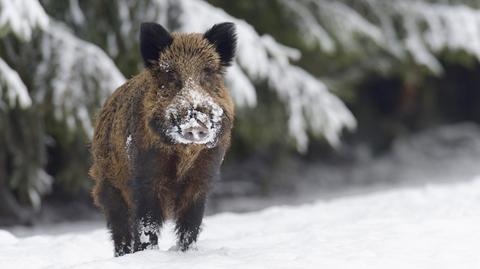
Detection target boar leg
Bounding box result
[175,195,206,251]
[132,187,163,252]
[131,150,164,252]
[97,180,133,257]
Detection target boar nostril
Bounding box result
[183,126,209,141]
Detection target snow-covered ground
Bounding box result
[2,176,480,268]
[2,123,480,268]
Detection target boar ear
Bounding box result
[140,22,173,68]
[204,22,237,67]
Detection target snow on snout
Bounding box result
[165,78,223,147]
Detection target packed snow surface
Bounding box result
[2,178,480,268]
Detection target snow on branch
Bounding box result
[34,21,125,137]
[281,0,336,52]
[260,36,356,151]
[280,0,386,53]
[395,1,480,73]
[170,0,357,151]
[279,0,480,74]
[0,58,32,108]
[0,0,47,109]
[0,0,48,40]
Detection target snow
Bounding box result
[68,0,85,26]
[34,21,126,138]
[397,1,480,73]
[281,0,386,53]
[223,62,257,107]
[125,135,133,160]
[0,0,126,137]
[138,217,160,249]
[281,0,335,52]
[2,176,480,268]
[282,0,480,74]
[0,0,48,40]
[158,61,171,72]
[0,58,32,108]
[0,0,47,109]
[0,15,123,207]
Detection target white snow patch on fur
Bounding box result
[125,134,133,160]
[138,218,159,249]
[158,61,171,72]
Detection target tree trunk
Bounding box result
[0,148,32,226]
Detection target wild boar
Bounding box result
[90,22,236,256]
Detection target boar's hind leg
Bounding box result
[175,196,206,251]
[97,180,133,257]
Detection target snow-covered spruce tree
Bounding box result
[278,0,480,75]
[211,0,480,153]
[0,0,49,224]
[268,0,480,151]
[0,0,124,223]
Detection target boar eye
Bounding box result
[164,69,177,81]
[160,69,182,90]
[202,66,218,80]
[204,67,214,74]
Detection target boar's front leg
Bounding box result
[175,194,206,252]
[174,146,225,251]
[131,149,164,252]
